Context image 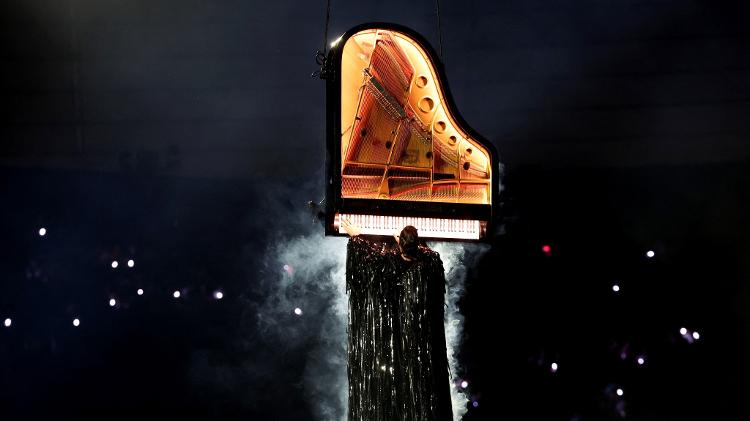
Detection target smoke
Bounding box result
[430,241,490,421]
[259,230,488,421]
[259,232,349,421]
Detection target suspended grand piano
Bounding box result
[323,23,501,241]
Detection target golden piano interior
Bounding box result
[339,28,492,205]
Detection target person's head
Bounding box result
[398,225,419,258]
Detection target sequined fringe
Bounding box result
[347,236,453,421]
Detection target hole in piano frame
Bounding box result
[434,121,446,133]
[418,97,434,113]
[415,75,429,88]
[449,135,457,145]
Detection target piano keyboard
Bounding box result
[337,213,481,240]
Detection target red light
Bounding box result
[283,264,294,275]
[542,245,551,254]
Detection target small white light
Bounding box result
[73,318,80,327]
[294,307,303,316]
[692,331,700,340]
[137,288,144,296]
[680,327,688,336]
[214,291,224,300]
[111,261,118,269]
[472,401,479,408]
[637,357,645,365]
[109,298,116,307]
[460,380,469,389]
[646,250,655,258]
[612,284,620,292]
[173,290,181,298]
[3,318,11,327]
[551,362,559,373]
[127,259,135,268]
[38,228,47,236]
[616,388,624,397]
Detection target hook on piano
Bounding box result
[312,50,329,79]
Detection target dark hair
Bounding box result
[399,226,419,258]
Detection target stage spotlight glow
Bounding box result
[646,250,655,258]
[616,388,624,396]
[330,35,343,48]
[214,291,223,300]
[109,298,116,307]
[294,307,303,316]
[73,318,80,327]
[137,288,144,295]
[472,401,479,408]
[637,357,645,365]
[542,245,551,254]
[127,259,135,268]
[3,318,11,327]
[692,331,700,340]
[111,261,118,269]
[612,284,620,292]
[39,228,47,236]
[173,290,181,298]
[551,362,559,373]
[460,380,469,389]
[680,327,688,336]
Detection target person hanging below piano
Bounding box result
[341,218,453,421]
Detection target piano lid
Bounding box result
[324,24,501,241]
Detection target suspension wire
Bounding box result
[435,0,444,62]
[323,0,331,55]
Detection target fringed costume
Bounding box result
[346,236,453,421]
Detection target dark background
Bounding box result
[1,1,749,420]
